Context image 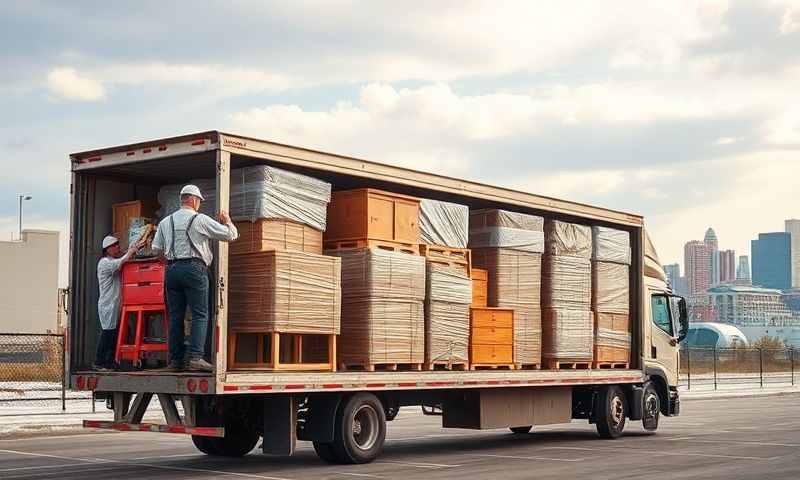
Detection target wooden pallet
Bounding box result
[593,362,630,370]
[544,359,592,370]
[515,363,542,370]
[340,362,424,372]
[424,361,469,371]
[419,244,471,276]
[470,363,516,370]
[228,331,336,372]
[323,239,419,255]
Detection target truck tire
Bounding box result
[191,421,259,457]
[595,385,626,439]
[313,441,339,463]
[642,382,660,432]
[331,393,386,464]
[191,435,218,455]
[510,426,532,434]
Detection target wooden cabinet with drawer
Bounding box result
[469,307,514,368]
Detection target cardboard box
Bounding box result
[592,261,630,314]
[231,218,323,256]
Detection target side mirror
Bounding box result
[670,296,689,343]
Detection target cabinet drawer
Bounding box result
[470,307,513,329]
[471,327,513,345]
[470,344,513,364]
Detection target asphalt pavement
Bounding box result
[0,394,798,480]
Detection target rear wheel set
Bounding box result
[314,392,387,464]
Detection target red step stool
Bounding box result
[116,259,169,366]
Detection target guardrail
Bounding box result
[679,346,797,390]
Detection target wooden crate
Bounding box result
[228,330,336,371]
[593,312,630,368]
[469,307,514,369]
[324,188,421,246]
[112,200,156,249]
[419,244,471,276]
[231,218,322,256]
[471,268,488,307]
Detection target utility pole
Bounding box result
[18,194,32,240]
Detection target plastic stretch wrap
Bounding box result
[542,308,594,360]
[419,199,469,248]
[157,165,332,230]
[469,209,544,253]
[228,250,341,334]
[329,248,426,301]
[592,261,630,314]
[542,255,591,309]
[127,217,156,258]
[544,220,592,258]
[592,226,631,265]
[595,328,631,349]
[425,264,472,364]
[332,248,426,366]
[471,248,542,365]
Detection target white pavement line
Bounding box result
[333,472,386,478]
[542,446,778,461]
[664,438,800,448]
[0,462,99,473]
[468,454,583,463]
[131,452,200,460]
[1,465,125,480]
[665,437,693,441]
[0,433,114,443]
[0,448,112,464]
[378,460,461,469]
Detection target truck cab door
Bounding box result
[647,292,679,386]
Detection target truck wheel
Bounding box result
[595,385,626,439]
[191,435,218,455]
[331,393,386,464]
[191,421,259,457]
[510,426,532,434]
[313,441,338,463]
[642,382,660,432]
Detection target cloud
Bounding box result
[46,67,106,101]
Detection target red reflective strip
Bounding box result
[425,381,456,387]
[284,384,305,389]
[158,145,167,151]
[143,148,152,153]
[323,384,344,389]
[366,383,385,388]
[398,382,417,387]
[462,381,479,385]
[191,139,205,145]
[248,385,273,391]
[126,151,135,156]
[223,385,239,392]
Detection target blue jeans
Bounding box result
[165,259,210,365]
[95,327,118,367]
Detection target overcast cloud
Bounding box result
[1,0,798,286]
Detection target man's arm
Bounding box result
[104,244,140,272]
[197,211,239,242]
[151,221,166,256]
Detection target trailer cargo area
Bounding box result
[67,131,683,463]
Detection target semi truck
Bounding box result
[67,131,688,464]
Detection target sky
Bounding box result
[1,0,799,286]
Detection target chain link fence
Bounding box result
[680,346,798,390]
[0,333,94,412]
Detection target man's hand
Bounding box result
[218,210,231,225]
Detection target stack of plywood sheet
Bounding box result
[592,226,632,368]
[542,220,594,369]
[231,219,323,256]
[329,248,427,371]
[470,209,544,369]
[424,263,472,370]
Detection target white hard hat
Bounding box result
[102,235,119,249]
[180,184,205,201]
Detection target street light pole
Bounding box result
[18,194,32,240]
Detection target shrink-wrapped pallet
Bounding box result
[544,220,592,258]
[329,248,427,367]
[592,261,630,314]
[592,226,631,265]
[469,209,544,253]
[158,165,332,230]
[594,312,631,364]
[542,308,594,360]
[232,219,323,256]
[228,250,341,334]
[420,199,469,248]
[542,255,592,309]
[471,247,542,365]
[425,264,472,365]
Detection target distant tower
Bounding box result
[786,219,800,288]
[704,228,720,285]
[736,255,751,283]
[751,232,792,290]
[685,240,711,296]
[719,249,736,284]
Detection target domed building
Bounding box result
[684,322,749,348]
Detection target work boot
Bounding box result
[159,362,185,372]
[92,364,111,372]
[187,358,214,372]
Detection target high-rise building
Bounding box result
[751,232,792,290]
[664,263,680,289]
[786,219,800,288]
[705,228,720,285]
[737,255,751,283]
[685,240,711,296]
[718,249,736,284]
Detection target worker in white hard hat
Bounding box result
[152,184,238,371]
[94,235,142,371]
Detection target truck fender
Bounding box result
[643,367,672,417]
[297,394,342,443]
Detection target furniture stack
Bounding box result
[470,209,544,369]
[541,220,594,369]
[592,226,632,368]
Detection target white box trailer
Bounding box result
[67,131,687,463]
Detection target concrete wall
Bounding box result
[0,230,60,333]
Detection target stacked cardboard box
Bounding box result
[470,209,544,367]
[330,248,426,369]
[592,226,632,367]
[424,264,472,368]
[542,220,593,366]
